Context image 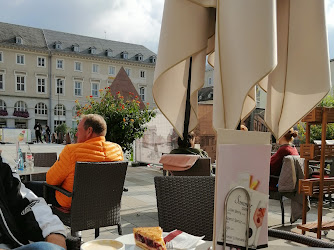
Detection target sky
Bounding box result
[0,0,333,59]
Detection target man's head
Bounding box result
[76,114,107,143]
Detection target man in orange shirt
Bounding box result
[46,114,123,208]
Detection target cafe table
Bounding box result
[16,167,50,182]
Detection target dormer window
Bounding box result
[16,36,23,44]
[106,49,113,57]
[136,53,143,61]
[90,47,96,54]
[72,44,80,52]
[150,55,156,63]
[121,51,128,59]
[54,41,62,50]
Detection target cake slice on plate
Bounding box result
[133,227,167,250]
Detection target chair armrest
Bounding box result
[44,183,73,197]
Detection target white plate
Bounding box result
[115,233,211,250]
[81,239,125,250]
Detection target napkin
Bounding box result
[164,230,204,249]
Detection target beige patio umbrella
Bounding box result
[153,0,331,140]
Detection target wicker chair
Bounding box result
[22,152,57,181]
[154,176,215,240]
[44,161,128,239]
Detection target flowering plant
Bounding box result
[76,88,156,154]
[0,109,8,116]
[13,110,29,118]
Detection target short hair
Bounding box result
[177,131,195,148]
[283,128,298,142]
[81,114,107,136]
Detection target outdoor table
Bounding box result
[16,167,50,182]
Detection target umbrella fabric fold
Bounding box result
[153,0,215,139]
[264,0,331,139]
[153,0,331,140]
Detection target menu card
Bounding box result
[213,129,271,250]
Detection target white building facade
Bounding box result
[0,22,156,133]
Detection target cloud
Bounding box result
[326,0,334,58]
[0,0,164,53]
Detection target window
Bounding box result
[106,50,113,57]
[136,54,143,61]
[0,73,4,90]
[16,54,25,64]
[92,64,99,73]
[56,59,64,69]
[90,47,96,54]
[72,44,80,52]
[55,41,62,50]
[74,81,82,96]
[54,104,66,116]
[140,70,146,78]
[208,77,212,86]
[0,51,3,62]
[121,52,128,59]
[91,83,99,97]
[150,56,156,63]
[72,106,80,117]
[0,100,6,110]
[139,87,145,101]
[37,57,46,67]
[37,77,46,93]
[56,79,64,95]
[108,66,115,75]
[16,37,22,44]
[75,62,82,71]
[125,68,131,76]
[14,101,27,111]
[16,75,25,91]
[35,103,47,115]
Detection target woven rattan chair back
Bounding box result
[22,152,57,181]
[154,176,215,240]
[22,152,57,167]
[67,161,128,234]
[165,157,211,176]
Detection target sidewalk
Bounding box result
[1,143,334,247]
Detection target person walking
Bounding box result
[45,125,51,143]
[34,122,42,143]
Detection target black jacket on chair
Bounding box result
[0,157,66,248]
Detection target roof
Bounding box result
[43,29,156,63]
[0,22,47,50]
[0,22,156,63]
[110,67,146,109]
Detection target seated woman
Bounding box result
[170,131,208,158]
[270,128,299,191]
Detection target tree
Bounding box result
[76,88,156,154]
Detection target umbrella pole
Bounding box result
[183,56,192,141]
